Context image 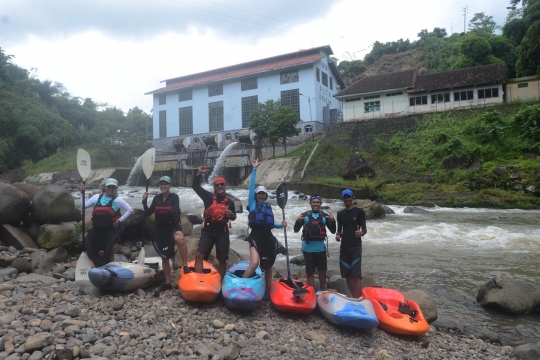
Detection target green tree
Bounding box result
[248,99,281,152]
[337,59,365,82]
[516,20,540,76]
[503,18,528,44]
[268,106,301,154]
[468,12,499,36]
[453,35,492,68]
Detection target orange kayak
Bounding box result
[270,278,316,314]
[177,260,221,302]
[362,287,430,336]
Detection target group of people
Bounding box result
[80,158,367,299]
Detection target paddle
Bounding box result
[75,148,92,281]
[276,183,309,297]
[142,148,156,192]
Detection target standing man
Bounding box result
[192,166,237,279]
[336,189,367,298]
[142,175,189,296]
[293,195,336,291]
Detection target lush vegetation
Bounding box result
[303,103,540,208]
[335,0,540,81]
[0,48,152,174]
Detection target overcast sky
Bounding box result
[1,0,511,114]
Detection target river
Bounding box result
[114,185,540,344]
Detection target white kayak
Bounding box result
[316,290,379,330]
[88,257,164,292]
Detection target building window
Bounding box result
[330,77,333,90]
[241,95,258,128]
[431,93,450,103]
[409,96,428,106]
[364,101,380,113]
[281,89,300,115]
[225,133,232,140]
[304,125,313,133]
[241,77,257,91]
[517,83,529,88]
[158,94,166,105]
[209,101,224,132]
[454,90,474,101]
[345,97,362,102]
[234,132,239,140]
[208,84,223,97]
[193,137,200,144]
[322,72,328,87]
[316,68,320,82]
[364,95,380,100]
[159,110,167,138]
[386,92,403,97]
[179,106,193,135]
[280,69,299,84]
[478,88,499,99]
[179,90,192,102]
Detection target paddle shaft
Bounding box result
[281,208,292,279]
[146,180,149,193]
[81,180,86,250]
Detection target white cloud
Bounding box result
[2,0,511,113]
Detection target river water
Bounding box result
[114,185,540,343]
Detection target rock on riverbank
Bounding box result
[0,270,516,360]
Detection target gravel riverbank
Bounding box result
[0,270,514,360]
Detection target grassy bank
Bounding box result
[23,144,148,176]
[290,102,540,208]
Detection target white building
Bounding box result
[335,63,506,121]
[146,46,345,146]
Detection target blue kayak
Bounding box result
[222,261,265,310]
[88,257,164,292]
[316,290,379,330]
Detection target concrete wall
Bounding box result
[241,157,301,189]
[507,77,540,102]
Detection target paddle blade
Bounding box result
[77,148,91,180]
[142,148,156,180]
[137,247,145,265]
[276,183,288,210]
[75,252,91,281]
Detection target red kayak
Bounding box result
[362,287,430,336]
[270,278,316,314]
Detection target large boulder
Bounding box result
[343,157,375,180]
[0,184,31,225]
[225,192,243,214]
[353,199,386,220]
[328,275,352,297]
[30,251,55,275]
[11,182,40,200]
[51,170,81,186]
[0,168,25,184]
[37,222,76,249]
[476,273,540,315]
[0,224,38,249]
[122,208,146,241]
[509,343,540,360]
[11,258,31,273]
[32,185,75,223]
[48,247,69,263]
[403,289,438,323]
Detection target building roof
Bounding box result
[334,70,417,98]
[412,63,506,92]
[146,46,338,95]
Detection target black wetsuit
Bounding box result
[336,207,367,279]
[143,193,182,259]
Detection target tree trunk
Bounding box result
[283,138,287,154]
[272,143,275,157]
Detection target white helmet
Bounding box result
[255,186,268,194]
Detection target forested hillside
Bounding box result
[0,49,152,174]
[336,0,540,84]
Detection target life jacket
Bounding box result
[302,211,327,241]
[92,194,121,228]
[153,194,177,228]
[248,202,274,229]
[203,196,230,226]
